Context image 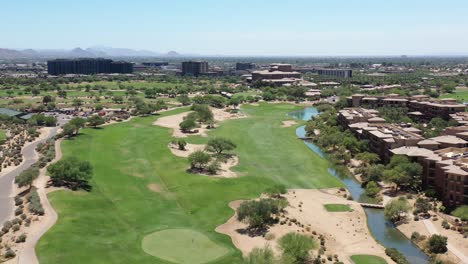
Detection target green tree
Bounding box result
[427,235,448,254]
[15,167,39,190]
[365,181,381,197]
[414,197,432,214]
[87,115,105,128]
[179,118,198,132]
[355,152,380,165]
[177,95,191,106]
[384,197,411,223]
[206,137,236,154]
[278,233,316,263]
[237,199,284,229]
[47,157,93,190]
[188,150,211,170]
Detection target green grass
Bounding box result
[142,229,229,264]
[0,129,6,144]
[37,103,342,263]
[324,204,352,212]
[440,87,468,102]
[451,205,468,221]
[350,255,387,264]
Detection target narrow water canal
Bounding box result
[289,107,429,264]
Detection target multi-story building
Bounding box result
[361,123,424,162]
[236,62,255,71]
[391,146,468,206]
[347,94,466,120]
[142,62,169,67]
[47,58,133,75]
[337,108,384,128]
[181,61,208,76]
[251,63,301,85]
[317,69,353,78]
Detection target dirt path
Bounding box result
[16,140,63,264]
[422,219,468,263]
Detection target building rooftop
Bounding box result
[429,135,468,145]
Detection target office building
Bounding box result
[181,61,208,76]
[47,58,133,75]
[236,62,255,71]
[317,69,353,78]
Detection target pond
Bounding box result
[289,107,429,264]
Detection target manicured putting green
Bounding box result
[324,204,352,212]
[351,254,387,264]
[142,229,229,264]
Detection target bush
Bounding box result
[427,234,448,254]
[177,140,187,150]
[385,248,410,264]
[237,199,286,230]
[4,249,16,258]
[265,184,287,198]
[441,220,450,229]
[206,160,220,175]
[244,246,278,264]
[278,232,316,263]
[188,150,211,171]
[14,196,23,206]
[12,224,20,232]
[28,188,44,215]
[15,207,23,216]
[47,157,93,190]
[16,233,26,243]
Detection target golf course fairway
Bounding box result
[36,103,343,263]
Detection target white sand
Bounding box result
[281,120,298,127]
[217,189,392,263]
[153,107,246,138]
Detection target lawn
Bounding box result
[324,204,352,212]
[451,205,468,221]
[440,88,468,102]
[350,255,387,264]
[37,103,342,263]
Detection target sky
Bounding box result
[2,0,468,56]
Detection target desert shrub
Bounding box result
[237,199,286,230]
[2,221,12,233]
[278,232,316,263]
[265,184,287,198]
[243,246,277,264]
[385,248,410,264]
[14,207,23,216]
[4,249,16,258]
[206,160,220,175]
[411,232,421,242]
[441,220,450,229]
[28,188,44,215]
[427,234,448,254]
[16,233,26,243]
[14,196,23,206]
[264,232,275,241]
[12,224,20,232]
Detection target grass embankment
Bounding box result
[0,129,6,144]
[324,204,352,212]
[451,205,468,221]
[350,254,387,264]
[37,103,342,263]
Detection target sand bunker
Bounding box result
[281,120,298,127]
[169,143,206,157]
[216,189,391,262]
[217,156,239,178]
[153,107,246,138]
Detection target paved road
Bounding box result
[0,127,59,225]
[422,219,468,263]
[0,113,68,225]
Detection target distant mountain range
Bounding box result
[0,47,181,60]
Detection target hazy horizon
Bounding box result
[3,0,468,56]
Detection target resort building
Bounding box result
[317,68,353,78]
[251,63,301,85]
[391,146,468,206]
[337,108,384,128]
[347,94,466,120]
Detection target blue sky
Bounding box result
[3,0,468,56]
